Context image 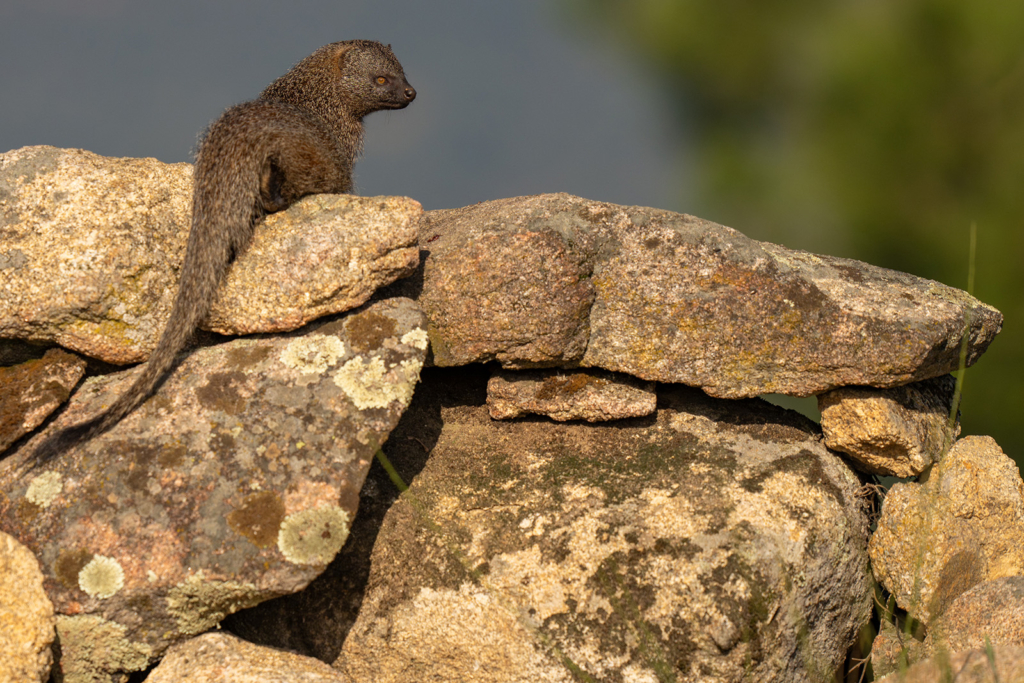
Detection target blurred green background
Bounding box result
[567,0,1024,469]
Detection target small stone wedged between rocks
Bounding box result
[0,348,87,456]
[486,368,656,422]
[818,375,959,477]
[870,618,927,680]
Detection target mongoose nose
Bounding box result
[404,87,416,102]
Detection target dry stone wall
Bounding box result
[0,146,1017,681]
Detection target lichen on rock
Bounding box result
[333,356,422,410]
[278,506,351,566]
[279,334,347,375]
[25,470,62,508]
[77,555,125,599]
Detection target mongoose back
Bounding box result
[31,40,415,465]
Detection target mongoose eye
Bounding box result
[376,76,387,85]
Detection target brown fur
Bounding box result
[31,41,415,464]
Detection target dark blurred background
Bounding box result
[2,1,1020,469]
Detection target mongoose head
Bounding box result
[261,40,415,122]
[337,41,416,115]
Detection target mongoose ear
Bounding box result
[334,44,356,71]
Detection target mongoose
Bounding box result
[31,40,415,464]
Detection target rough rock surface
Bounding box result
[335,380,873,682]
[875,646,1024,683]
[869,436,1024,624]
[0,146,192,364]
[818,375,960,477]
[926,576,1024,655]
[204,194,421,336]
[0,348,87,455]
[486,368,656,422]
[221,365,468,663]
[387,193,1001,398]
[0,530,55,683]
[146,632,352,683]
[0,298,428,680]
[0,145,421,364]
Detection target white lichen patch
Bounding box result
[25,470,63,508]
[400,327,430,350]
[78,555,125,599]
[278,505,351,565]
[333,355,423,410]
[279,333,346,375]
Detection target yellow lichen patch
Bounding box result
[279,333,346,375]
[333,355,422,410]
[165,573,264,636]
[277,505,350,565]
[78,555,125,599]
[56,614,153,680]
[25,470,63,508]
[400,327,430,350]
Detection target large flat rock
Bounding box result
[398,193,1002,398]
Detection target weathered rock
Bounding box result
[0,146,192,364]
[204,194,421,336]
[221,365,474,663]
[818,375,960,477]
[415,205,595,368]
[146,632,352,683]
[336,380,872,682]
[870,618,927,680]
[0,145,421,364]
[0,531,55,683]
[869,436,1024,625]
[486,368,656,422]
[397,194,1001,398]
[0,348,87,455]
[0,298,428,681]
[926,576,1024,655]
[875,646,1024,683]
